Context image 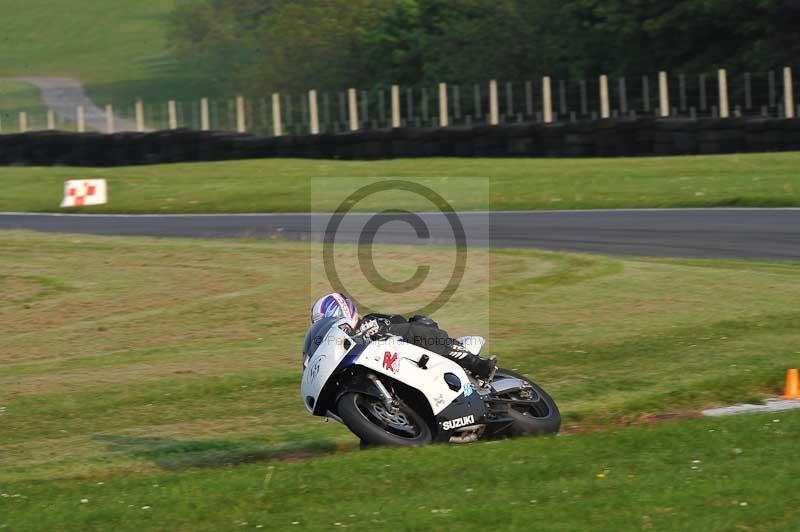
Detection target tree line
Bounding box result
[168,0,800,95]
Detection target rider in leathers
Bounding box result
[357,313,496,380]
[311,292,496,379]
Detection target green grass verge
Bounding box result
[1,152,800,213]
[3,410,799,531]
[0,0,211,105]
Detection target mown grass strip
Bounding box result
[1,152,799,213]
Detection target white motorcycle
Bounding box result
[301,317,561,446]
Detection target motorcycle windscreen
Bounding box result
[302,316,339,367]
[301,318,357,412]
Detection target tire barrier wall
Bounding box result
[1,117,800,166]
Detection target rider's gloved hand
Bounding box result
[357,319,379,337]
[357,318,389,339]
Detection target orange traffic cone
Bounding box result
[780,368,800,399]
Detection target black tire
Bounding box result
[493,368,561,436]
[337,392,433,447]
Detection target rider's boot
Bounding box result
[462,354,496,381]
[476,355,497,381]
[446,345,497,380]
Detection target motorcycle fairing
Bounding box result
[352,337,474,415]
[301,318,361,413]
[434,390,488,441]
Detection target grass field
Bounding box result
[0,0,209,105]
[2,152,800,213]
[0,81,46,114]
[2,231,800,529]
[4,411,799,531]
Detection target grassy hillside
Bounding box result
[0,81,45,114]
[0,0,212,105]
[1,152,799,213]
[2,231,800,529]
[3,231,800,475]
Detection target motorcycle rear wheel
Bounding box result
[337,392,432,447]
[493,368,561,436]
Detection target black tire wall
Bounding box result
[1,118,799,166]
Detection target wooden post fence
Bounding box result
[135,99,145,132]
[489,80,499,125]
[658,71,669,117]
[391,85,401,128]
[438,82,449,127]
[309,90,320,134]
[77,106,85,132]
[272,93,283,136]
[236,96,246,133]
[168,100,178,130]
[543,76,553,124]
[784,67,795,119]
[201,98,210,131]
[718,69,729,118]
[348,88,359,131]
[600,74,610,119]
[105,104,114,133]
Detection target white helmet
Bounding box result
[310,292,360,329]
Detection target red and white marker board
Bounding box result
[60,179,107,208]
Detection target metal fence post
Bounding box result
[360,90,368,128]
[618,77,628,114]
[378,90,386,125]
[679,74,687,111]
[452,85,461,120]
[699,74,707,111]
[474,84,482,120]
[505,82,513,118]
[580,80,588,115]
[558,79,567,116]
[769,70,777,108]
[406,88,414,125]
[744,72,752,110]
[525,81,533,116]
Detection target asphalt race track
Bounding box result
[2,209,800,261]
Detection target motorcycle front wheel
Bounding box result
[337,392,432,447]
